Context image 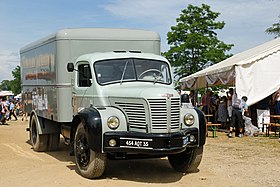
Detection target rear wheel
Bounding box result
[30,115,60,151]
[74,122,106,179]
[30,115,48,152]
[168,146,203,173]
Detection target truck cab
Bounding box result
[67,51,206,178]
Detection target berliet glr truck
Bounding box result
[20,28,206,179]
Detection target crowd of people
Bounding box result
[0,97,27,125]
[188,88,262,138]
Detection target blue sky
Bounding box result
[0,0,279,81]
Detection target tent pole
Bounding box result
[195,78,198,107]
[206,82,209,116]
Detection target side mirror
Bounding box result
[67,63,74,72]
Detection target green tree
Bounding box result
[10,65,21,95]
[266,15,280,38]
[0,66,21,95]
[0,80,12,91]
[164,4,233,81]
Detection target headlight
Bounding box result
[184,114,194,126]
[107,116,119,129]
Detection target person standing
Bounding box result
[226,88,235,123]
[211,94,219,123]
[9,100,18,121]
[15,101,21,116]
[201,89,211,115]
[241,96,249,134]
[273,92,280,115]
[189,90,196,106]
[1,98,9,124]
[241,96,249,116]
[228,98,243,138]
[218,96,228,129]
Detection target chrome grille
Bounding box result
[148,98,180,133]
[115,97,180,133]
[148,99,167,131]
[170,98,181,130]
[114,102,147,132]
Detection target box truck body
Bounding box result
[21,28,161,122]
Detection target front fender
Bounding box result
[75,107,103,152]
[72,106,127,153]
[194,108,206,146]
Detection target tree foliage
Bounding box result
[0,80,12,91]
[10,65,21,95]
[0,65,21,95]
[266,15,280,38]
[164,4,233,82]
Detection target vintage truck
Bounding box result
[20,28,206,178]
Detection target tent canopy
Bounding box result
[0,91,14,97]
[180,37,280,106]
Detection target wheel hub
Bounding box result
[31,122,37,144]
[76,135,90,168]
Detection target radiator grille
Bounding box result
[115,98,180,133]
[114,102,147,132]
[170,98,181,130]
[148,98,180,133]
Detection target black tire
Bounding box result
[30,115,48,152]
[48,133,60,151]
[168,146,203,173]
[74,122,106,179]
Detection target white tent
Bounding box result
[0,91,14,97]
[180,37,280,106]
[14,94,22,100]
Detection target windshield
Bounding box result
[94,58,172,85]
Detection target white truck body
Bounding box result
[20,28,160,122]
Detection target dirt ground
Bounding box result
[0,119,279,187]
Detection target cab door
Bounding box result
[73,61,93,114]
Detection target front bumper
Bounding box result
[103,128,198,155]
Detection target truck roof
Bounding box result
[76,51,168,63]
[20,28,160,53]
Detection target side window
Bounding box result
[77,63,92,87]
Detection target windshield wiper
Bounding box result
[120,61,129,85]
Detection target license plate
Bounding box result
[120,137,153,149]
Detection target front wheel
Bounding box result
[168,146,203,173]
[74,122,106,179]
